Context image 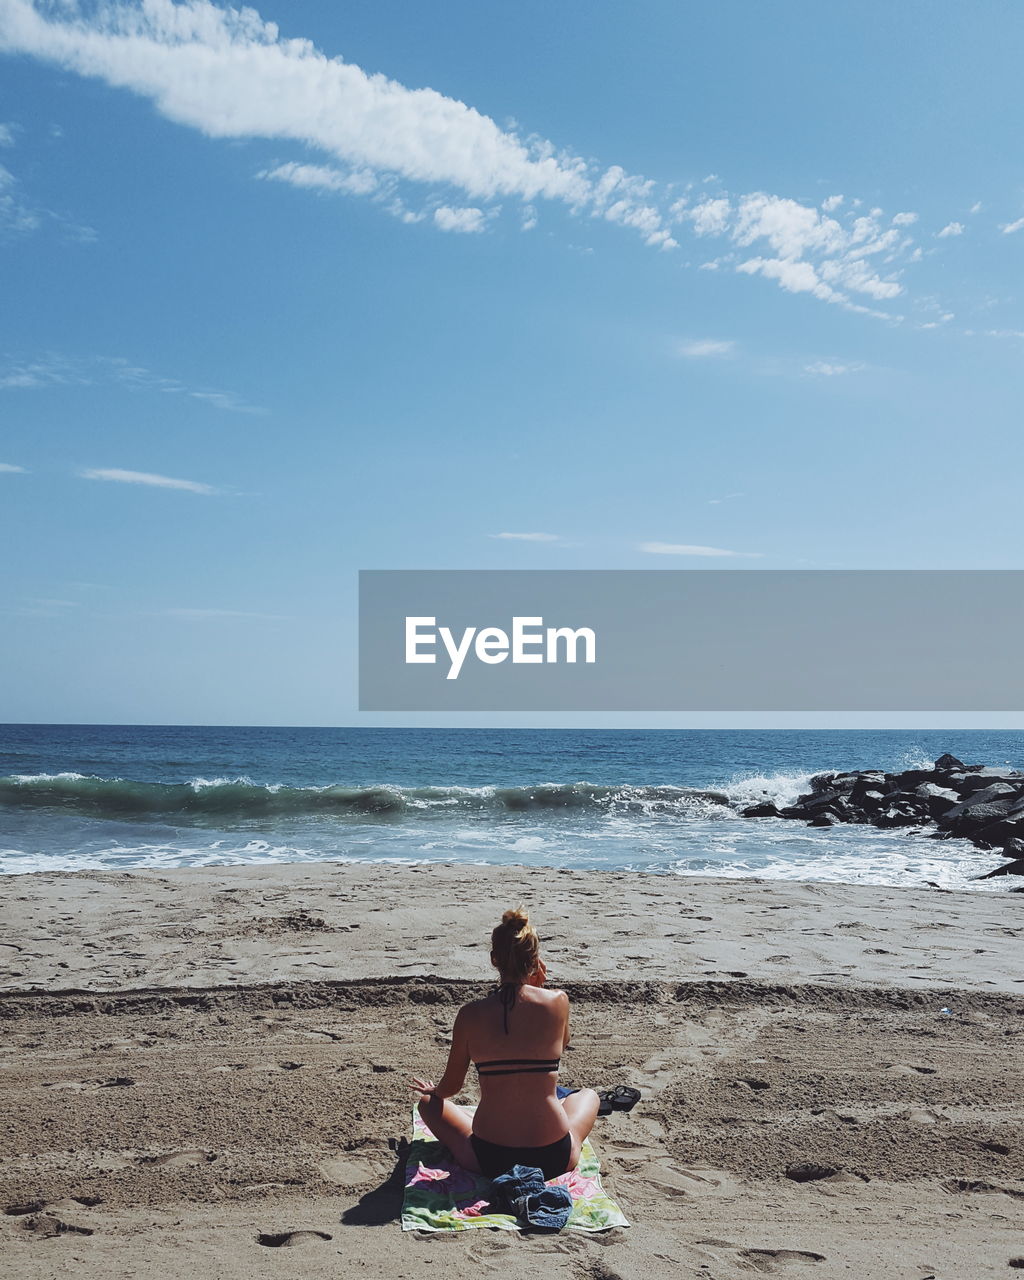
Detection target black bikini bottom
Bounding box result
[470,1131,573,1182]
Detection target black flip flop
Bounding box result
[597,1085,642,1115]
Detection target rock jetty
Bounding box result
[741,753,1024,879]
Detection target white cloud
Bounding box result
[0,0,593,205]
[639,542,761,558]
[677,338,735,358]
[969,201,982,215]
[0,353,263,411]
[1001,217,1024,235]
[804,360,866,376]
[0,461,26,472]
[684,197,731,236]
[433,205,486,233]
[80,468,217,494]
[257,161,378,196]
[187,389,264,413]
[737,256,836,301]
[936,221,964,238]
[0,122,14,146]
[0,160,41,234]
[0,0,924,311]
[489,531,559,542]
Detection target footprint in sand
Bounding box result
[134,1150,217,1169]
[19,1214,95,1239]
[784,1162,840,1183]
[317,1155,378,1187]
[737,1247,826,1271]
[256,1230,333,1247]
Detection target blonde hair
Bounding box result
[490,905,540,984]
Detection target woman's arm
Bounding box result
[430,1005,472,1100]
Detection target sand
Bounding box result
[1,862,1023,1279]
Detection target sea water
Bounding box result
[1,726,1021,890]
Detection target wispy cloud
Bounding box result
[936,222,964,238]
[489,531,560,542]
[0,353,264,412]
[256,161,378,196]
[0,122,14,147]
[674,191,915,314]
[677,338,735,358]
[803,360,867,376]
[80,468,217,495]
[639,541,762,558]
[1001,217,1024,235]
[0,461,26,472]
[0,147,95,242]
[0,160,41,235]
[0,0,932,314]
[707,492,744,505]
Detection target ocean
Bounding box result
[1,726,1021,890]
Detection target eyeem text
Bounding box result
[405,616,597,681]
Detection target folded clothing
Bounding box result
[491,1163,573,1231]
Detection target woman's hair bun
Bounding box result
[500,905,529,932]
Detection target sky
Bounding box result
[1,0,1023,726]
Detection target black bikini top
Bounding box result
[474,981,560,1076]
[475,1057,561,1077]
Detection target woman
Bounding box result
[408,906,600,1181]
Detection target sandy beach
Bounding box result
[2,862,1023,1279]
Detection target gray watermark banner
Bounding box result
[358,570,1024,711]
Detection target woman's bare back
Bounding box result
[463,984,571,1146]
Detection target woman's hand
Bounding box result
[528,959,548,987]
[407,1075,437,1104]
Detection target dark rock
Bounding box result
[885,768,943,789]
[753,760,1024,856]
[742,802,782,818]
[914,782,960,818]
[946,783,1019,811]
[941,799,1019,832]
[971,815,1024,849]
[976,859,1024,879]
[802,790,847,813]
[915,782,959,802]
[875,806,923,828]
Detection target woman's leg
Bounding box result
[561,1087,601,1170]
[416,1095,482,1173]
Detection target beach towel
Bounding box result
[401,1108,630,1232]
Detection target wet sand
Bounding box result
[1,862,1023,1278]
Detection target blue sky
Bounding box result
[1,0,1023,726]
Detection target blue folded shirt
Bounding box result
[491,1163,572,1231]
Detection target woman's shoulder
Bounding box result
[528,985,569,1011]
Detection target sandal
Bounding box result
[597,1085,642,1115]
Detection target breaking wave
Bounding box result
[0,772,736,822]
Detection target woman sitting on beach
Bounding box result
[408,906,600,1181]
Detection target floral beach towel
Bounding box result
[401,1109,630,1232]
